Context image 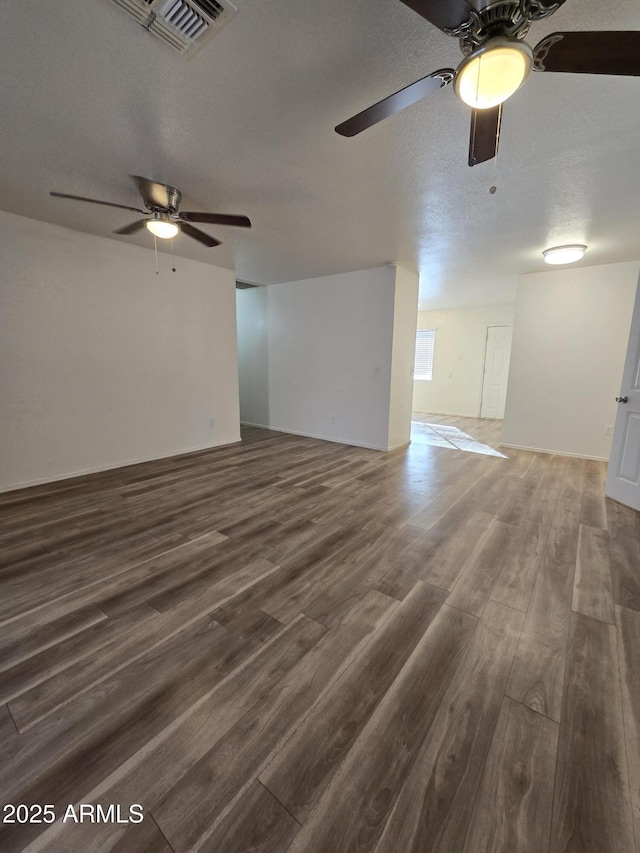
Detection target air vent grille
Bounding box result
[113,0,150,23]
[193,0,224,19]
[149,16,192,51]
[109,0,237,56]
[160,0,208,38]
[236,281,259,289]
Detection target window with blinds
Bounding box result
[414,329,435,381]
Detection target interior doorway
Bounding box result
[480,325,513,419]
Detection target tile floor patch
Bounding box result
[411,422,507,458]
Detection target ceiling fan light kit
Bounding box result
[454,38,533,109]
[146,212,179,239]
[50,175,251,249]
[543,244,587,265]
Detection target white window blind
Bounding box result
[414,329,435,381]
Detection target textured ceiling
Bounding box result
[1,0,639,308]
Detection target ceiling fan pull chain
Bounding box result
[171,237,176,273]
[490,155,498,194]
[490,102,502,194]
[154,234,159,275]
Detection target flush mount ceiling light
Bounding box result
[454,38,533,110]
[146,212,179,239]
[543,245,587,265]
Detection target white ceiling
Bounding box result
[1,0,639,309]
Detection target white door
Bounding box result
[606,279,640,511]
[480,325,513,419]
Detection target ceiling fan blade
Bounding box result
[335,69,455,137]
[398,0,474,32]
[114,219,148,235]
[468,105,502,167]
[179,212,252,228]
[534,32,640,76]
[50,191,144,214]
[179,221,221,248]
[130,175,181,212]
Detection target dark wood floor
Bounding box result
[1,416,639,853]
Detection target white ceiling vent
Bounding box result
[109,0,237,56]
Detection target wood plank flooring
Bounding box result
[0,414,639,852]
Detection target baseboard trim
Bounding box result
[499,442,609,463]
[240,422,389,452]
[412,409,480,419]
[0,436,242,494]
[388,440,411,451]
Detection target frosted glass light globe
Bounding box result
[454,39,533,110]
[146,215,179,239]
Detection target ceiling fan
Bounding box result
[50,175,251,247]
[335,0,640,166]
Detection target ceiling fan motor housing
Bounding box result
[452,0,559,54]
[147,185,181,213]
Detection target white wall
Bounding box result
[0,210,240,491]
[388,266,419,449]
[236,266,417,451]
[502,261,639,460]
[265,267,396,450]
[412,304,515,417]
[236,287,269,426]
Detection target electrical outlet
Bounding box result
[604,425,613,436]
